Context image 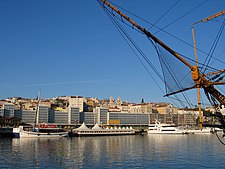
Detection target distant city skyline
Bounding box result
[1,0,224,107]
[2,94,164,105]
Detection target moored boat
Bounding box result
[186,127,222,134]
[148,119,188,134]
[69,122,136,137]
[12,91,68,138]
[13,123,68,138]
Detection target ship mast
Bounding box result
[191,25,203,129]
[99,0,225,129]
[193,10,225,25]
[191,9,225,128]
[34,90,41,126]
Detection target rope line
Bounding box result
[148,0,180,30]
[203,18,225,74]
[215,131,225,146]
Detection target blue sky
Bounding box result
[0,0,225,106]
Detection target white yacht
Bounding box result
[148,119,188,134]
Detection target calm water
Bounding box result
[0,134,225,169]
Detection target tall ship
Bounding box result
[98,1,225,135]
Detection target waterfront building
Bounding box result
[119,103,130,112]
[94,107,108,125]
[14,105,48,125]
[130,103,153,114]
[161,113,176,124]
[149,112,197,126]
[85,97,99,111]
[178,114,185,126]
[39,100,51,108]
[177,109,198,126]
[38,105,49,123]
[157,113,172,124]
[80,112,97,125]
[156,104,173,114]
[80,108,150,126]
[108,107,121,112]
[23,101,35,110]
[1,95,201,127]
[49,110,68,125]
[164,114,174,124]
[172,114,179,125]
[14,109,36,124]
[2,103,14,117]
[108,112,149,126]
[70,107,80,125]
[68,96,85,112]
[149,113,157,124]
[98,99,109,108]
[15,105,80,125]
[184,114,197,127]
[49,106,80,125]
[0,105,4,117]
[177,109,199,116]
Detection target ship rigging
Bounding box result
[98,0,225,134]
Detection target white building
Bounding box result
[68,96,85,112]
[130,103,153,114]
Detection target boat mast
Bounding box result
[34,90,41,126]
[193,10,225,25]
[191,9,225,128]
[191,24,203,129]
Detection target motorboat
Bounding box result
[148,119,188,134]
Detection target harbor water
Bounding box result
[0,134,225,168]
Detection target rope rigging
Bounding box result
[98,0,225,145]
[98,0,184,108]
[155,44,194,107]
[215,131,225,146]
[202,18,225,74]
[99,0,225,105]
[98,0,218,108]
[106,0,225,70]
[153,0,209,35]
[147,0,181,30]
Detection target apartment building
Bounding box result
[68,96,85,112]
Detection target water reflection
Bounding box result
[0,134,225,168]
[11,138,65,168]
[147,134,224,168]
